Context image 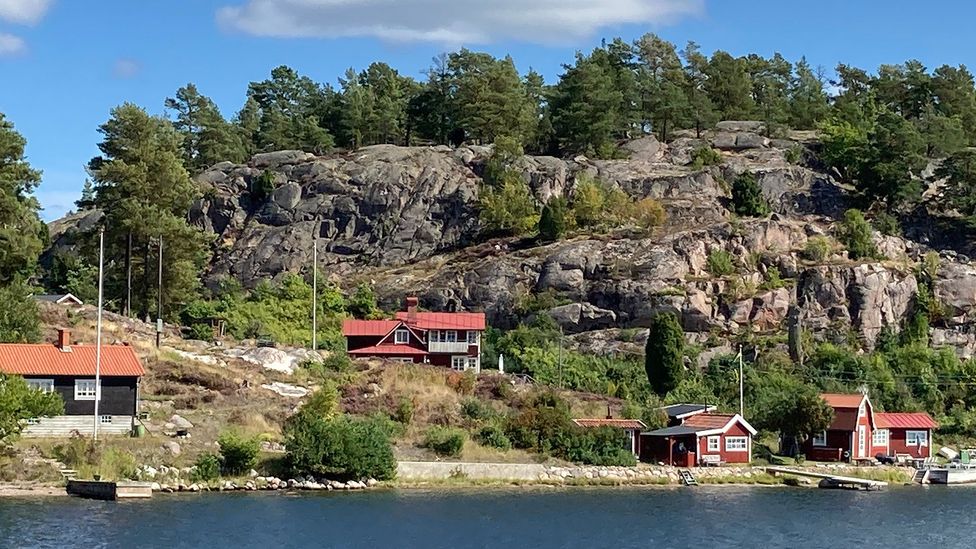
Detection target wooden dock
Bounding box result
[66,480,153,500]
[765,467,887,491]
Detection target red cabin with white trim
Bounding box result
[640,413,757,466]
[872,412,938,459]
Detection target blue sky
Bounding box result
[2,0,974,221]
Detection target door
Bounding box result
[857,425,866,458]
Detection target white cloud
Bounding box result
[113,58,141,79]
[216,0,703,45]
[0,0,53,25]
[0,32,24,55]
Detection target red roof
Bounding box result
[876,412,938,430]
[683,413,737,430]
[821,393,865,409]
[347,344,429,356]
[342,319,401,337]
[573,418,646,429]
[394,312,486,331]
[0,344,145,377]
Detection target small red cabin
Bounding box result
[873,412,938,459]
[803,393,877,462]
[640,413,756,466]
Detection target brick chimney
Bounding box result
[405,296,419,314]
[57,329,71,351]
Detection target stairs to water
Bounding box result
[679,469,699,486]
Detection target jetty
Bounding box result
[66,479,153,500]
[765,467,887,491]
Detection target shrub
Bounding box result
[218,432,261,475]
[760,267,785,290]
[251,170,276,202]
[392,398,413,424]
[285,414,396,480]
[706,250,736,276]
[192,454,221,482]
[446,371,477,396]
[802,236,832,262]
[562,426,637,467]
[460,398,495,421]
[572,176,606,228]
[538,197,568,242]
[731,172,770,217]
[423,426,466,457]
[837,209,879,260]
[627,197,667,229]
[689,146,723,169]
[785,146,803,165]
[872,211,902,236]
[480,175,540,237]
[477,424,512,450]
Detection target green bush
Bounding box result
[562,426,637,467]
[423,426,466,457]
[538,197,568,242]
[192,454,221,482]
[872,211,902,236]
[251,170,276,202]
[707,250,736,276]
[785,146,803,165]
[392,398,414,424]
[731,172,770,217]
[285,414,396,480]
[760,267,785,290]
[460,398,495,421]
[477,424,512,450]
[802,236,832,262]
[690,146,723,169]
[837,209,880,260]
[218,432,261,475]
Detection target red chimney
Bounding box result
[405,296,419,314]
[57,329,71,351]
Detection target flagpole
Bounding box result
[738,345,744,418]
[312,234,318,351]
[93,228,105,441]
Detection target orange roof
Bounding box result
[347,344,429,356]
[876,412,938,430]
[573,418,646,429]
[342,319,401,337]
[821,393,865,409]
[394,312,486,331]
[683,413,736,430]
[0,344,145,377]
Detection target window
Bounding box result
[467,357,478,371]
[26,379,54,393]
[25,418,39,425]
[707,436,720,452]
[451,357,467,371]
[99,415,113,424]
[429,330,440,342]
[812,431,827,447]
[725,436,748,452]
[445,331,458,343]
[74,379,99,401]
[393,358,414,364]
[394,329,409,344]
[467,331,480,345]
[873,429,889,446]
[907,431,928,447]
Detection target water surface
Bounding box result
[0,486,970,548]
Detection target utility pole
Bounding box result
[156,235,163,348]
[738,344,744,418]
[93,228,105,441]
[557,326,564,389]
[312,232,318,351]
[124,231,132,317]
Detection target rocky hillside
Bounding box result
[51,121,976,358]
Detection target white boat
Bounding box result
[921,465,976,484]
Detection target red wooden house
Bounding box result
[640,413,757,466]
[804,393,877,462]
[342,297,486,372]
[873,412,938,459]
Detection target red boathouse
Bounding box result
[640,413,756,466]
[873,412,938,459]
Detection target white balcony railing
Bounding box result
[428,341,472,354]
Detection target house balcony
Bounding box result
[428,341,472,354]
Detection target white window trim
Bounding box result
[445,330,458,343]
[466,331,480,345]
[74,379,100,401]
[812,431,827,447]
[725,436,748,452]
[707,435,720,453]
[429,330,440,343]
[99,415,113,424]
[872,428,889,446]
[394,329,410,344]
[906,430,928,447]
[27,379,55,393]
[451,356,467,371]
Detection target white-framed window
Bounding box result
[26,379,54,393]
[707,436,720,452]
[394,329,410,344]
[466,331,480,345]
[25,418,39,425]
[429,330,440,342]
[74,379,99,401]
[451,356,467,371]
[812,431,827,447]
[445,331,458,343]
[858,403,866,417]
[725,436,748,452]
[99,415,113,424]
[467,357,478,370]
[873,428,889,446]
[907,430,928,447]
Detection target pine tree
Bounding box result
[788,58,829,129]
[645,312,685,397]
[681,41,719,137]
[0,113,45,286]
[538,197,567,242]
[635,33,688,141]
[550,51,625,156]
[704,51,756,120]
[731,172,770,217]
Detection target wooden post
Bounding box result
[668,436,673,467]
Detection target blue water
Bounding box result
[0,486,971,548]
